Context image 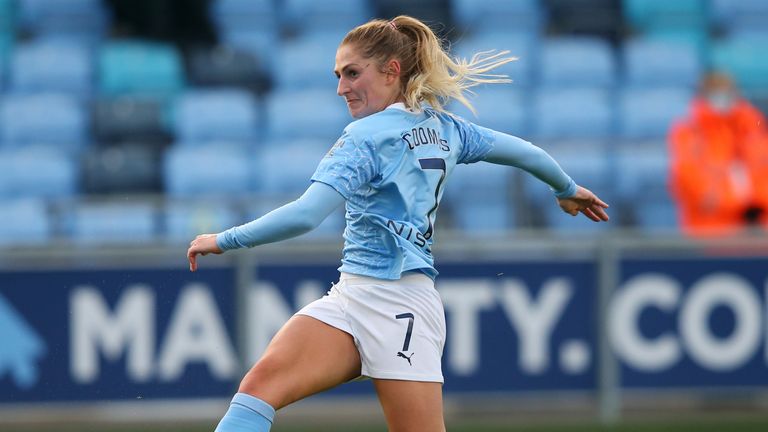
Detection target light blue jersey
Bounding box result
[312,104,501,280]
[217,103,575,280]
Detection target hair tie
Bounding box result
[389,20,398,30]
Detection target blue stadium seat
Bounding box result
[618,87,692,141]
[0,199,51,246]
[0,94,87,151]
[92,95,171,142]
[264,89,349,141]
[10,39,92,94]
[450,0,544,34]
[99,40,185,97]
[615,145,678,230]
[0,147,77,199]
[186,45,268,92]
[163,143,250,197]
[281,0,372,35]
[622,38,702,89]
[448,86,529,136]
[69,201,156,245]
[710,0,768,35]
[17,0,109,43]
[623,0,708,32]
[271,32,345,90]
[540,37,617,88]
[451,32,537,88]
[173,89,260,143]
[523,148,613,233]
[443,162,514,233]
[711,35,768,97]
[255,140,329,196]
[211,0,277,34]
[82,144,163,194]
[164,200,241,243]
[212,0,278,68]
[532,87,615,140]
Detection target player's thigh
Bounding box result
[239,315,361,409]
[373,379,445,432]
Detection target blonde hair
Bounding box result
[341,15,516,114]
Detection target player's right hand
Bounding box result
[187,234,223,272]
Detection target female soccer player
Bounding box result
[187,15,609,432]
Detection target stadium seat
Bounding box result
[164,200,241,243]
[92,95,171,143]
[444,161,514,233]
[523,147,613,234]
[0,93,87,152]
[376,0,453,29]
[68,201,156,245]
[255,140,329,196]
[264,89,349,141]
[618,87,692,141]
[0,199,52,246]
[622,38,702,89]
[10,39,92,94]
[186,44,269,92]
[270,32,346,91]
[450,32,537,88]
[99,40,185,97]
[531,87,615,140]
[711,35,768,97]
[710,0,768,36]
[0,147,78,199]
[173,89,260,143]
[81,143,164,194]
[17,0,109,43]
[544,0,624,44]
[211,0,278,35]
[615,145,677,230]
[450,0,544,34]
[540,36,617,88]
[163,143,251,197]
[448,86,529,136]
[622,0,708,33]
[281,0,372,35]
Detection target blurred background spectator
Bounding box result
[668,71,768,236]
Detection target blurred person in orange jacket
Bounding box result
[669,71,768,236]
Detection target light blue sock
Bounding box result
[214,392,275,432]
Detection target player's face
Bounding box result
[335,44,401,119]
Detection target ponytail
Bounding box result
[341,15,516,113]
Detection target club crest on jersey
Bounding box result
[326,138,345,157]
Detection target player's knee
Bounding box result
[238,355,289,406]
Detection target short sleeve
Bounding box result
[311,134,378,199]
[456,117,496,164]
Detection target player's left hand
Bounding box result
[557,186,610,222]
[187,234,223,272]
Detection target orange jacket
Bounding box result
[668,98,768,236]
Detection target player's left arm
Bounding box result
[482,129,609,222]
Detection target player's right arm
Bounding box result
[187,182,345,271]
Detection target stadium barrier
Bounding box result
[1,233,767,425]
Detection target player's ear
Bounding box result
[385,59,401,84]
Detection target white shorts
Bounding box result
[296,272,446,383]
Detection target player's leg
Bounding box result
[239,314,362,408]
[374,379,446,432]
[214,314,361,431]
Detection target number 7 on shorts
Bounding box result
[395,312,414,351]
